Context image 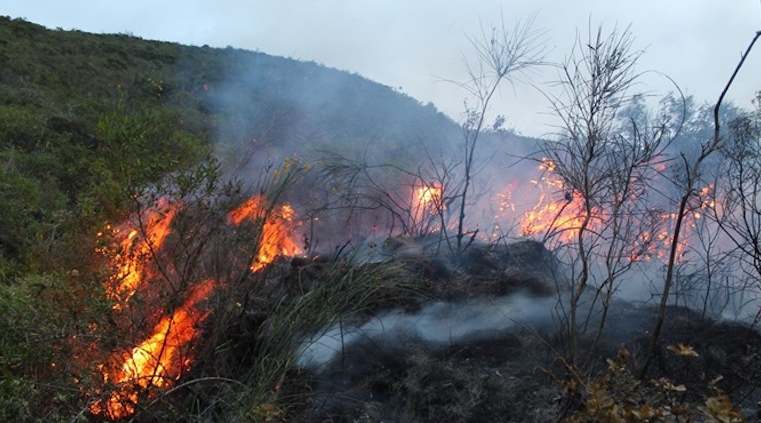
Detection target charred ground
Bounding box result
[192,238,761,422]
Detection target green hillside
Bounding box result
[3,15,761,423]
[0,15,467,276]
[0,16,500,421]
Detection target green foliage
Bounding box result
[0,148,71,276]
[0,18,216,272]
[0,104,45,150]
[0,164,41,275]
[0,273,111,421]
[0,14,463,277]
[0,15,476,420]
[0,379,34,421]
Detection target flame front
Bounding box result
[492,158,715,263]
[417,184,442,210]
[106,201,178,308]
[92,280,215,419]
[91,195,302,419]
[227,195,302,272]
[507,158,593,242]
[91,200,216,419]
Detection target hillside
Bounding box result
[4,16,759,423]
[0,16,549,421]
[0,15,504,276]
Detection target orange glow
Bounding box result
[227,195,267,227]
[492,158,711,263]
[90,195,301,418]
[105,201,179,308]
[493,184,517,220]
[417,184,442,208]
[539,157,557,172]
[91,280,215,419]
[227,196,302,272]
[415,183,444,224]
[510,160,594,242]
[697,184,716,210]
[519,195,591,242]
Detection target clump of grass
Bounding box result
[169,253,413,422]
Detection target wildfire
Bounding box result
[417,184,442,209]
[491,159,718,264]
[511,159,592,242]
[105,201,179,308]
[83,151,718,419]
[632,185,717,261]
[92,280,215,419]
[90,194,304,419]
[91,197,220,419]
[694,184,716,219]
[227,195,302,272]
[538,157,557,172]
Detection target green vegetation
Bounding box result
[0,16,460,421]
[0,16,212,276]
[1,14,760,422]
[0,15,462,275]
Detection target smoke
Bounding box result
[200,50,475,248]
[204,51,462,172]
[201,47,761,326]
[297,292,559,372]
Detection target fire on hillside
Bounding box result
[85,157,717,419]
[88,195,302,419]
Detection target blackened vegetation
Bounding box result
[636,311,761,412]
[372,237,559,301]
[245,237,761,422]
[289,238,563,422]
[304,327,560,422]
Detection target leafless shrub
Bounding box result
[537,24,678,366]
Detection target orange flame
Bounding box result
[519,191,591,241]
[511,159,592,242]
[539,157,557,172]
[106,201,179,308]
[227,195,302,272]
[415,183,444,225]
[90,195,302,418]
[494,159,715,263]
[417,184,442,209]
[92,280,215,419]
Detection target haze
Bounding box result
[3,0,760,136]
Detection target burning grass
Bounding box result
[15,195,761,422]
[91,279,215,418]
[83,173,312,419]
[13,151,750,422]
[226,195,302,272]
[76,178,750,421]
[80,173,417,420]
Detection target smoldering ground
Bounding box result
[294,295,761,421]
[297,293,560,372]
[280,237,761,422]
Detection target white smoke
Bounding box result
[297,292,559,371]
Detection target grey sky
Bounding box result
[3,1,760,136]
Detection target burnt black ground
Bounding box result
[296,305,761,422]
[280,240,761,422]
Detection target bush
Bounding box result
[559,348,744,422]
[0,273,110,421]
